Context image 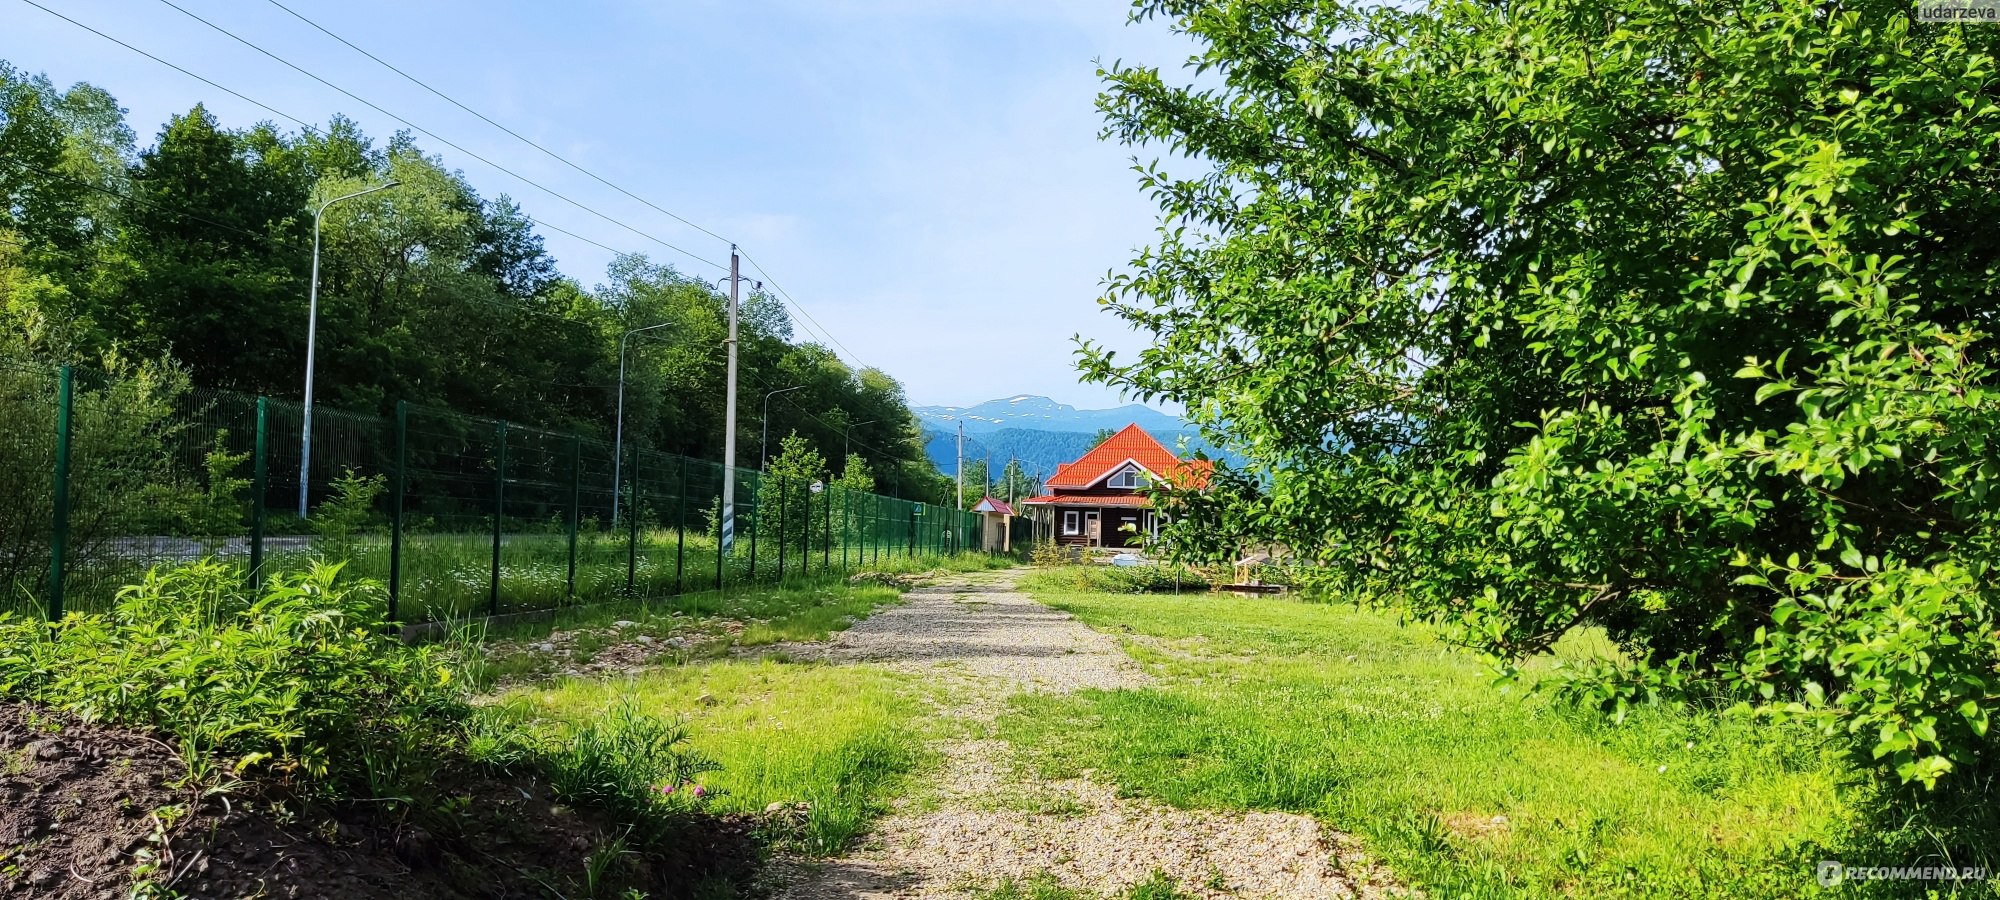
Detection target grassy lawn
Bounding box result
[999,574,1869,899]
[493,659,934,853]
[476,552,1014,854]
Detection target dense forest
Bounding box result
[0,62,947,501]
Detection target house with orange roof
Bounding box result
[1020,424,1211,549]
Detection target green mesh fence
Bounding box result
[4,356,1011,622]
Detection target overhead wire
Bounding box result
[12,0,685,281]
[259,0,731,247]
[147,0,727,274]
[20,0,892,429]
[234,0,873,370]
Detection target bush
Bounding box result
[1086,0,2000,793]
[1022,564,1189,595]
[0,558,469,792]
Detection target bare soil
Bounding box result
[0,703,755,899]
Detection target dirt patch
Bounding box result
[0,703,756,899]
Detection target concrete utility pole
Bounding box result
[956,421,964,510]
[721,246,741,554]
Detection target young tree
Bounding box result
[1086,0,2000,790]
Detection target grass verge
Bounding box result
[493,657,935,854]
[1000,575,1869,899]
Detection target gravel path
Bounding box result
[769,568,1397,900]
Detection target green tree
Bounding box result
[1085,0,2000,792]
[997,459,1039,503]
[117,106,310,393]
[763,431,828,554]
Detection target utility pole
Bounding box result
[721,245,741,555]
[956,421,964,510]
[1007,456,1016,505]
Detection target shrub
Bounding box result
[310,467,385,559]
[0,558,469,792]
[1086,0,2000,792]
[1022,564,1188,595]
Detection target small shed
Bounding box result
[971,496,1016,552]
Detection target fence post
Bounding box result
[801,488,810,579]
[748,473,759,584]
[489,420,507,616]
[388,400,406,622]
[45,365,74,622]
[674,458,686,595]
[823,487,832,570]
[566,436,581,602]
[841,491,850,570]
[627,442,639,595]
[250,396,268,591]
[776,475,787,583]
[908,505,917,557]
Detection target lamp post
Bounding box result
[761,385,804,469]
[298,181,398,519]
[843,419,878,462]
[612,321,674,526]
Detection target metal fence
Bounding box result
[2,357,1005,623]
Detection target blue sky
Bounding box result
[7,0,1196,410]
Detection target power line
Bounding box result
[16,0,317,131]
[148,0,728,275]
[240,0,873,373]
[259,0,731,247]
[738,249,875,373]
[744,368,906,465]
[13,0,669,280]
[24,0,875,382]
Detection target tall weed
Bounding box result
[0,558,469,792]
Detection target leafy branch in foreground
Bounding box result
[1087,0,2000,790]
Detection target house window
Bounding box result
[1108,466,1143,489]
[1062,511,1080,535]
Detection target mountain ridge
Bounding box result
[912,395,1184,436]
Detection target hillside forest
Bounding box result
[0,62,948,500]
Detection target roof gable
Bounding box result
[1046,424,1197,489]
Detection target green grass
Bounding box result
[1000,575,1872,899]
[494,658,934,854]
[974,871,1192,900]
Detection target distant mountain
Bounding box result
[912,395,1185,435]
[921,425,1238,482]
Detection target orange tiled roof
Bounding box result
[1044,424,1212,490]
[1020,493,1154,508]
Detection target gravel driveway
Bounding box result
[769,568,1396,899]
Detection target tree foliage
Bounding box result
[0,63,942,500]
[1084,0,2000,789]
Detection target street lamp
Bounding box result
[612,321,674,526]
[843,419,878,461]
[761,385,804,469]
[298,180,398,519]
